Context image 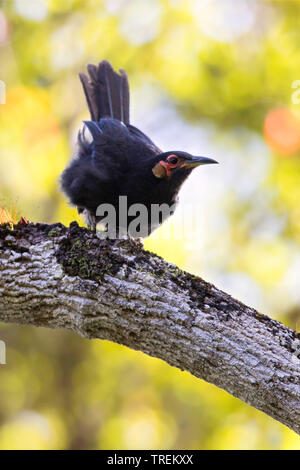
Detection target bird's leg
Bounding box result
[135,237,144,248]
[84,209,97,231]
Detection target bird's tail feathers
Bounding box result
[79,60,130,124]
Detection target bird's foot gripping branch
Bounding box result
[0,221,299,434]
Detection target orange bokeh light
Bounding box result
[264,108,300,155]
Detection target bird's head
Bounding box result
[152,151,218,181]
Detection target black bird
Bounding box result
[61,60,217,238]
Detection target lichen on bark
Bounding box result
[0,221,299,434]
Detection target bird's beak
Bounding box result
[181,156,218,168]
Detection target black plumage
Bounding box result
[61,60,217,237]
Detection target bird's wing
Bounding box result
[126,124,162,154]
[79,61,130,124]
[78,119,133,177]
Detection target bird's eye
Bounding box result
[167,155,178,165]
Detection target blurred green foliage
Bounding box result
[0,0,299,449]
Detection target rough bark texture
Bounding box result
[0,221,299,434]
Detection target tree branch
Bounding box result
[0,221,299,434]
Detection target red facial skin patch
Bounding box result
[159,155,178,177]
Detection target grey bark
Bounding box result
[0,221,299,434]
